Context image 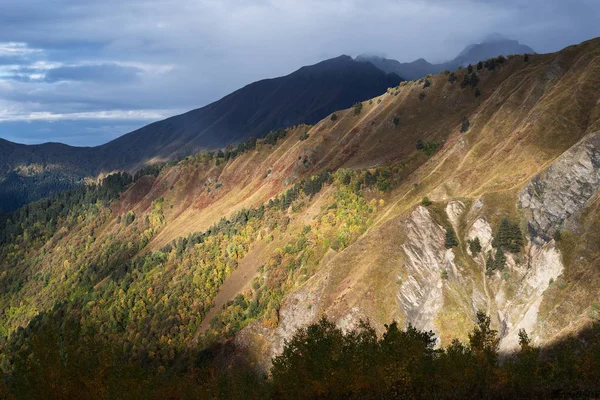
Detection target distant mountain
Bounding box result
[453,34,534,66]
[357,34,534,80]
[0,55,401,212]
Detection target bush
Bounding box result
[353,102,363,115]
[469,237,482,254]
[299,133,309,141]
[330,113,338,121]
[125,211,135,226]
[421,197,432,206]
[423,79,431,88]
[445,226,458,248]
[419,92,426,101]
[492,217,524,253]
[461,116,470,133]
[448,72,456,84]
[553,229,562,242]
[470,73,479,87]
[422,141,440,156]
[393,116,400,126]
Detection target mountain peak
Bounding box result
[482,32,509,43]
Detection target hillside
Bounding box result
[2,37,600,397]
[0,55,401,212]
[358,34,534,80]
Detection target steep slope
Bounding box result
[0,56,401,212]
[357,34,534,80]
[2,37,600,383]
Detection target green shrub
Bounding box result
[125,211,135,226]
[461,116,470,133]
[330,113,338,121]
[421,197,432,206]
[492,217,524,253]
[445,226,458,248]
[469,237,482,254]
[353,102,363,115]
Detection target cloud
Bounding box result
[42,63,142,83]
[0,0,599,146]
[0,42,41,57]
[0,108,177,122]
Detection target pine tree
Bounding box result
[493,248,506,270]
[445,226,458,248]
[492,217,524,253]
[469,237,482,254]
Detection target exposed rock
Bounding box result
[497,241,563,351]
[467,217,493,255]
[519,132,600,240]
[445,200,465,230]
[398,206,451,335]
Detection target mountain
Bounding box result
[3,37,600,396]
[0,55,401,213]
[357,33,534,80]
[453,33,534,66]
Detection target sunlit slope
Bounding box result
[3,38,600,375]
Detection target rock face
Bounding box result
[398,206,452,335]
[519,132,600,240]
[467,217,493,255]
[497,242,563,351]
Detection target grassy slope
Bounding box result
[3,38,600,368]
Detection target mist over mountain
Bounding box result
[357,34,534,80]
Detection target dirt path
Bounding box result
[198,240,269,333]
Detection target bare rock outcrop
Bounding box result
[519,132,600,240]
[398,206,452,335]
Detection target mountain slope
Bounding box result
[2,37,600,392]
[0,56,401,212]
[358,34,534,80]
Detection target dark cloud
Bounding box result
[0,0,599,146]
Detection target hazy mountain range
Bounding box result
[357,34,534,80]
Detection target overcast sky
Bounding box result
[1,0,598,146]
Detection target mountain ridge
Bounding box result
[0,55,401,212]
[2,37,600,396]
[357,35,534,80]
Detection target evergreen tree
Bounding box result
[492,217,524,253]
[493,248,506,270]
[469,237,482,254]
[445,226,458,248]
[461,116,470,132]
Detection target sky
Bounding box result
[0,0,599,147]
